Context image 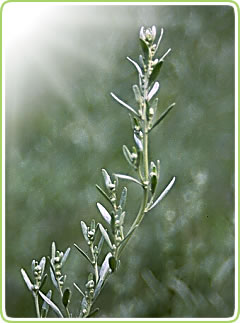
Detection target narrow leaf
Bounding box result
[119,211,126,226]
[73,283,85,297]
[139,54,145,67]
[149,177,176,211]
[96,184,112,205]
[94,252,112,300]
[126,56,143,77]
[98,235,105,255]
[109,256,117,272]
[74,244,92,264]
[148,82,159,101]
[61,247,71,266]
[132,84,142,103]
[31,260,36,275]
[151,103,176,131]
[39,257,46,276]
[20,269,33,291]
[134,133,143,152]
[149,61,163,84]
[160,48,171,61]
[122,145,134,167]
[39,291,63,318]
[49,266,58,288]
[119,187,127,210]
[139,39,149,59]
[97,203,111,224]
[51,242,56,260]
[155,27,164,52]
[81,221,89,242]
[41,290,52,318]
[62,288,71,308]
[99,224,113,249]
[102,169,112,190]
[114,174,142,187]
[87,308,100,318]
[110,92,139,116]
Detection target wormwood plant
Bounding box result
[20,26,176,318]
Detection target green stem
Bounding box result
[34,293,40,318]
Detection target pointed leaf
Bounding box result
[49,263,58,288]
[97,235,105,255]
[119,187,127,210]
[20,269,33,291]
[126,56,143,77]
[149,177,176,211]
[74,244,93,264]
[61,247,71,266]
[101,168,112,190]
[62,288,71,308]
[97,203,111,224]
[96,184,112,205]
[39,291,63,318]
[148,82,159,101]
[99,224,113,249]
[114,174,142,187]
[134,133,143,152]
[149,61,163,84]
[81,221,89,242]
[41,290,52,318]
[73,283,85,297]
[151,102,176,131]
[39,257,46,276]
[122,145,134,167]
[110,92,139,116]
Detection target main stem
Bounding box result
[34,294,40,318]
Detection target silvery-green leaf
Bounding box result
[61,247,71,266]
[148,177,176,211]
[62,288,71,308]
[39,291,63,318]
[21,269,33,291]
[110,92,139,116]
[155,27,164,52]
[109,256,117,272]
[97,203,111,224]
[39,257,46,276]
[122,145,134,167]
[102,168,112,190]
[31,260,36,275]
[96,184,112,205]
[150,102,176,131]
[73,283,85,297]
[132,84,142,103]
[126,57,143,77]
[114,174,142,187]
[91,219,95,231]
[99,224,113,249]
[151,25,157,41]
[74,244,93,264]
[41,290,52,318]
[160,48,171,61]
[149,61,163,84]
[87,308,99,318]
[139,39,149,59]
[94,252,112,300]
[157,160,161,179]
[51,242,56,260]
[147,82,159,101]
[81,221,89,242]
[139,26,145,41]
[98,235,105,255]
[49,264,58,288]
[134,133,143,152]
[119,211,126,226]
[139,54,145,67]
[119,187,127,210]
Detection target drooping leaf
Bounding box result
[74,244,92,264]
[99,224,113,249]
[109,256,117,272]
[122,145,134,167]
[62,288,71,308]
[139,38,149,59]
[81,221,89,243]
[147,82,160,101]
[20,269,33,291]
[114,174,142,187]
[134,133,143,152]
[119,187,127,210]
[110,92,139,116]
[148,177,176,211]
[73,283,85,297]
[126,57,143,77]
[97,203,111,224]
[39,291,63,318]
[41,290,52,318]
[95,184,112,205]
[150,102,176,131]
[61,247,71,266]
[149,61,163,84]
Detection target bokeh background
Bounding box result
[4,4,235,318]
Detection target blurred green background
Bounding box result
[5,4,235,318]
